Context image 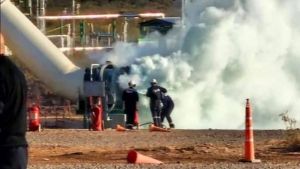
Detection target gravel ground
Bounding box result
[27,129,300,169]
[28,163,300,169]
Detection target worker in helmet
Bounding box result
[0,33,28,169]
[146,79,167,127]
[161,92,175,128]
[122,80,139,129]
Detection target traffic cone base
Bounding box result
[116,124,126,132]
[239,159,261,163]
[149,124,170,132]
[127,150,163,164]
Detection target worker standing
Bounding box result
[91,97,103,131]
[0,33,28,169]
[161,92,175,128]
[146,79,167,127]
[122,81,139,129]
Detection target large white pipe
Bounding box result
[0,0,83,100]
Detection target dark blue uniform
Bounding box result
[0,54,28,169]
[146,85,167,127]
[161,95,175,128]
[122,87,139,128]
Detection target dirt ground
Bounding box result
[27,127,300,168]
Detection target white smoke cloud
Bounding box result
[91,0,300,129]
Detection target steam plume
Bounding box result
[92,0,300,129]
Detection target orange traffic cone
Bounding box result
[116,124,126,132]
[240,99,261,163]
[127,150,163,164]
[149,124,170,132]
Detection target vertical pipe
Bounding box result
[182,0,185,26]
[66,30,71,48]
[72,0,76,46]
[123,17,128,42]
[67,24,71,36]
[108,24,111,46]
[28,0,32,16]
[36,0,39,28]
[90,23,94,33]
[39,0,45,33]
[60,36,64,48]
[60,20,63,34]
[79,20,85,46]
[61,8,67,35]
[112,19,116,42]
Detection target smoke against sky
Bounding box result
[92,0,300,129]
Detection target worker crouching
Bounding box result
[91,97,103,131]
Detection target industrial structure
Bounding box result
[0,0,181,129]
[6,0,166,53]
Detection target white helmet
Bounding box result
[128,80,136,87]
[151,79,157,84]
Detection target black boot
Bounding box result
[169,123,175,128]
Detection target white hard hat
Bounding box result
[151,79,157,84]
[128,80,136,87]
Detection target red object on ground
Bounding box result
[91,105,103,131]
[134,111,139,126]
[127,150,163,164]
[116,124,126,132]
[149,124,170,132]
[28,104,41,131]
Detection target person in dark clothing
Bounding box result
[0,51,28,169]
[122,80,139,129]
[146,79,167,127]
[83,67,91,81]
[161,92,175,128]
